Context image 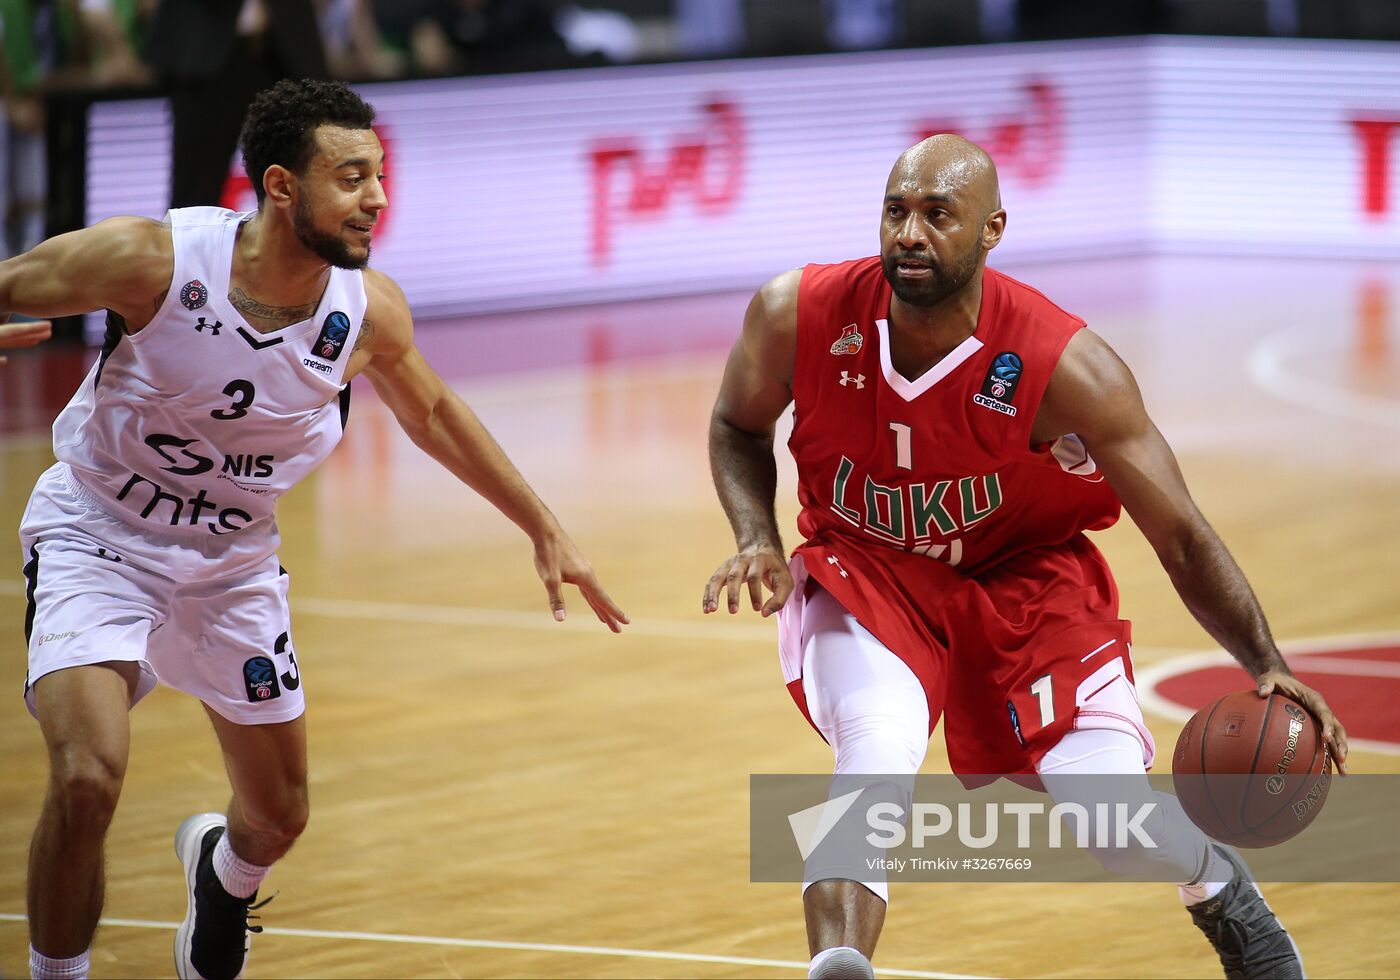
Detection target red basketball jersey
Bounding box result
[789,257,1120,577]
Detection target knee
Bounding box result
[242,785,309,845]
[48,745,125,831]
[831,714,927,776]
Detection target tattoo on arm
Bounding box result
[352,316,375,354]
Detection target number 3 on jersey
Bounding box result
[211,379,257,420]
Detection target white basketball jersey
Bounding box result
[53,207,367,538]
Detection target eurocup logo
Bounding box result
[313,311,352,362]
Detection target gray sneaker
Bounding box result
[1188,844,1304,979]
[810,946,875,980]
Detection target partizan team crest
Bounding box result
[179,279,208,311]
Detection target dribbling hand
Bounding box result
[703,546,793,618]
[1256,670,1350,775]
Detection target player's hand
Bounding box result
[0,319,51,364]
[1257,670,1349,776]
[703,546,793,618]
[532,530,628,633]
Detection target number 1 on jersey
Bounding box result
[889,422,913,471]
[1030,673,1054,727]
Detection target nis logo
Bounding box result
[589,98,744,265]
[111,433,278,535]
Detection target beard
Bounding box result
[881,246,980,307]
[293,196,370,270]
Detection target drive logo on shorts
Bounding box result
[242,656,282,702]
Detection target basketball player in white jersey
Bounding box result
[2,79,629,980]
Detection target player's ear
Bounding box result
[982,208,1006,251]
[263,165,296,210]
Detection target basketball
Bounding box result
[1172,690,1332,847]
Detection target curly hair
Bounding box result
[240,79,376,204]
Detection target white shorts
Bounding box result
[19,463,305,725]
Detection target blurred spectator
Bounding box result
[555,4,641,62]
[145,0,328,208]
[0,0,53,257]
[373,0,595,76]
[315,0,404,80]
[74,0,154,87]
[674,0,743,57]
[824,0,899,50]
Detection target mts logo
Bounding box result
[1351,118,1400,217]
[589,98,744,265]
[914,79,1063,188]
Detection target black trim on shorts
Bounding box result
[93,311,125,388]
[22,545,38,643]
[338,381,351,430]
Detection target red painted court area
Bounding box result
[1148,640,1400,750]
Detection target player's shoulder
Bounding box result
[362,267,410,318]
[77,216,174,304]
[800,255,883,292]
[985,266,1084,329]
[91,215,173,261]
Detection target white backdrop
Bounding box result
[85,36,1400,317]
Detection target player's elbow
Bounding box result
[709,408,773,448]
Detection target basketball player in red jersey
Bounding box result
[704,135,1349,980]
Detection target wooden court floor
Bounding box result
[1,256,1397,978]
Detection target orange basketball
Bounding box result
[1171,690,1332,848]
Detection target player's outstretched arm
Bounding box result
[0,216,172,335]
[1035,330,1349,772]
[356,270,627,632]
[704,270,801,618]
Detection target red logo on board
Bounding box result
[913,79,1064,189]
[588,99,745,266]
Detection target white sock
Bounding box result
[213,832,270,899]
[29,946,89,980]
[1179,844,1231,905]
[809,945,868,978]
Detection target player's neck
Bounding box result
[232,212,332,307]
[888,274,984,350]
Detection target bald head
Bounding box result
[879,135,1007,309]
[889,134,1001,216]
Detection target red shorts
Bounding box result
[780,532,1154,777]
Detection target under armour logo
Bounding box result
[839,372,865,389]
[96,548,122,563]
[195,317,222,336]
[826,555,849,578]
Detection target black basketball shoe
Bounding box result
[175,813,269,980]
[1187,844,1305,979]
